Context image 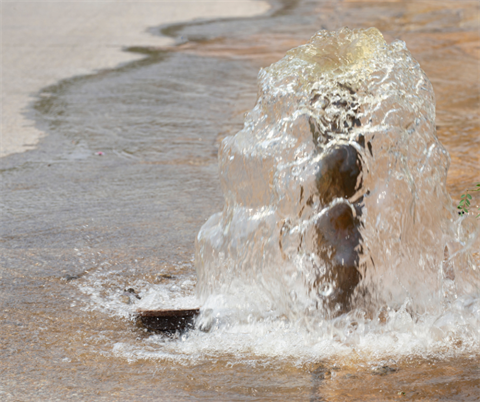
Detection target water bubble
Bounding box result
[319,283,333,297]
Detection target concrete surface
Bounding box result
[1,0,270,157]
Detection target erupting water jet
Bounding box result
[195,27,478,325]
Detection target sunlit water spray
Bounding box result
[80,28,480,365]
[192,27,480,360]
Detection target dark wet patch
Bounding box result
[372,365,398,376]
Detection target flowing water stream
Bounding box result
[1,0,479,400]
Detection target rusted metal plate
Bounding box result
[136,308,200,332]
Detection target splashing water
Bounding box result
[194,27,480,356]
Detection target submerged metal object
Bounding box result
[196,27,456,319]
[137,308,200,332]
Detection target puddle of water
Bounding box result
[1,0,479,400]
